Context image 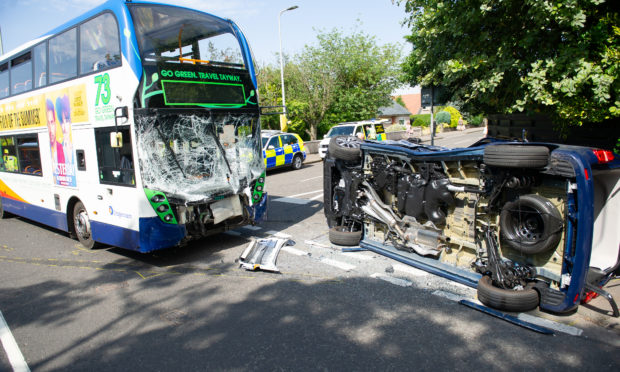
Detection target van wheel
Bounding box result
[329,226,362,246]
[292,154,303,170]
[484,145,549,168]
[477,276,539,312]
[328,136,362,162]
[73,201,97,249]
[500,194,563,255]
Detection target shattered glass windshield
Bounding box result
[135,110,263,202]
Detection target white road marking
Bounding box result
[287,189,324,198]
[341,252,374,261]
[431,291,584,336]
[225,230,242,236]
[320,258,356,271]
[304,240,331,249]
[282,246,308,256]
[517,314,583,336]
[0,310,30,372]
[393,263,430,277]
[432,290,466,302]
[371,274,413,287]
[271,197,312,205]
[309,193,324,201]
[301,176,323,182]
[243,225,262,231]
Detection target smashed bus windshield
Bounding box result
[129,4,257,110]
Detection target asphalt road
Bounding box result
[1,129,619,371]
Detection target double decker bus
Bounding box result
[0,1,267,252]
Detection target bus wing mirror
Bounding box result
[110,132,123,148]
[114,106,129,126]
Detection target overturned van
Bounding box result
[323,135,620,314]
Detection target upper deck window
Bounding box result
[49,28,77,83]
[33,43,47,88]
[129,5,245,69]
[10,52,32,94]
[80,13,121,73]
[0,63,8,99]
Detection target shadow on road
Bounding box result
[2,266,619,371]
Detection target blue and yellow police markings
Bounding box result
[263,143,303,169]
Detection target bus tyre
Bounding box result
[500,194,563,255]
[483,145,549,168]
[292,154,303,170]
[477,276,540,312]
[328,226,362,246]
[328,136,362,162]
[0,197,5,219]
[73,201,97,249]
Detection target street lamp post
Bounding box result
[278,5,298,131]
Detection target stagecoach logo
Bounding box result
[108,206,132,219]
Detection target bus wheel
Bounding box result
[0,198,5,218]
[73,201,96,249]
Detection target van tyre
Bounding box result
[73,201,97,249]
[500,194,563,255]
[477,275,540,312]
[292,154,303,170]
[329,226,362,246]
[328,136,362,162]
[484,145,549,168]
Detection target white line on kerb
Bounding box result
[0,310,30,372]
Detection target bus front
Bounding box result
[128,4,266,250]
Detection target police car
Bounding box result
[261,130,307,170]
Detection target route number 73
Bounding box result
[94,73,111,106]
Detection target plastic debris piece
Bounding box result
[239,237,295,272]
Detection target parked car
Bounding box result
[323,135,620,314]
[318,120,387,159]
[261,130,306,170]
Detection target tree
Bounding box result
[258,26,404,140]
[398,0,619,126]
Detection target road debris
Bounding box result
[239,237,295,272]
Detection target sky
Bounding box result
[0,0,413,67]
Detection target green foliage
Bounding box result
[257,24,403,140]
[435,111,451,125]
[395,96,407,108]
[386,124,408,132]
[411,114,430,127]
[399,0,620,126]
[467,114,485,127]
[443,106,462,127]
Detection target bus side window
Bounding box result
[34,43,47,88]
[0,63,9,99]
[95,127,135,186]
[1,137,18,173]
[10,52,33,95]
[49,28,77,84]
[17,136,42,176]
[80,13,121,73]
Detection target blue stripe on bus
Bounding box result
[92,217,186,253]
[138,217,186,252]
[1,197,68,231]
